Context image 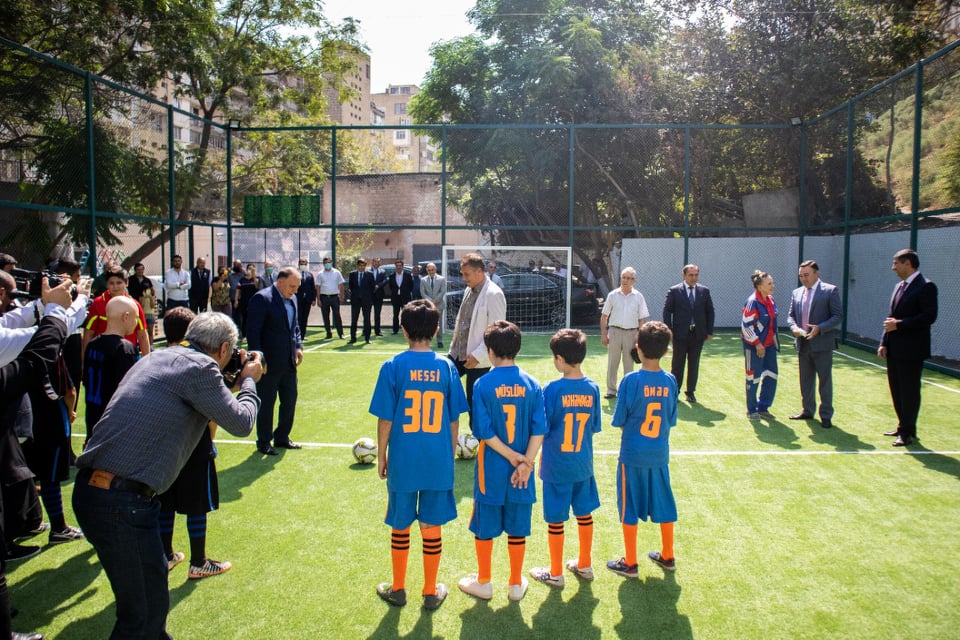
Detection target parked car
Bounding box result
[538,272,601,323]
[444,272,565,329]
[418,259,513,294]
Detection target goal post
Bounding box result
[437,245,573,333]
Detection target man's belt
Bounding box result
[87,469,156,497]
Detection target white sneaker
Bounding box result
[458,574,493,600]
[529,567,564,588]
[566,559,595,581]
[507,577,529,602]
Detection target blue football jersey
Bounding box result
[368,350,469,492]
[611,369,678,468]
[540,376,602,484]
[472,365,548,505]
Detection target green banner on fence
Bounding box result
[243,195,320,227]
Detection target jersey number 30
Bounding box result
[403,390,443,433]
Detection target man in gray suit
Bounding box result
[420,262,446,349]
[786,260,842,428]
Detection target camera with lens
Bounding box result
[10,267,78,302]
[222,348,264,387]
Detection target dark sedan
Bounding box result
[539,272,601,323]
[445,273,565,329]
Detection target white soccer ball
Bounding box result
[352,437,377,464]
[456,433,480,459]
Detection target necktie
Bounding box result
[687,286,695,307]
[802,287,812,330]
[892,280,906,310]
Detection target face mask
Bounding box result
[265,267,273,275]
[300,263,308,270]
[323,263,332,270]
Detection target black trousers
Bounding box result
[320,294,343,336]
[451,357,490,431]
[887,357,924,439]
[671,334,705,394]
[297,297,314,340]
[351,300,372,340]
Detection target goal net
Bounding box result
[437,245,574,334]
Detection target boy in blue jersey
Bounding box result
[607,321,679,578]
[368,299,469,610]
[458,320,547,603]
[529,328,602,588]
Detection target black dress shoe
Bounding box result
[882,429,900,437]
[375,331,383,337]
[348,338,357,344]
[821,419,833,429]
[275,441,302,450]
[789,411,813,420]
[325,333,333,339]
[257,445,278,456]
[685,391,697,403]
[892,436,913,447]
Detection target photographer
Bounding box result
[1,276,78,640]
[73,312,262,639]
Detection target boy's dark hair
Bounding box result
[163,306,196,343]
[103,264,128,282]
[636,321,672,360]
[399,299,439,342]
[549,328,587,365]
[51,257,80,276]
[483,320,521,359]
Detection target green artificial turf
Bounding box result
[9,330,960,639]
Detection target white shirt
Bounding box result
[0,296,89,366]
[164,267,190,301]
[601,287,649,328]
[317,268,345,295]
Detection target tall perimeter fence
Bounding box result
[1,36,958,372]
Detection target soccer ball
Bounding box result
[352,437,377,464]
[456,433,480,459]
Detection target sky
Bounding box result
[320,0,479,92]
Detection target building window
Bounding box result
[173,126,183,141]
[395,130,407,141]
[389,87,398,94]
[400,118,411,126]
[189,130,201,144]
[400,86,411,94]
[394,103,407,115]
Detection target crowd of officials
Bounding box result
[0,247,940,637]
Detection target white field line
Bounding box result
[834,349,960,394]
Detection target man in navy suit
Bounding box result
[348,258,375,344]
[878,249,938,446]
[662,264,715,403]
[189,257,211,313]
[247,267,303,456]
[387,260,414,335]
[786,260,843,428]
[295,257,317,341]
[370,257,386,337]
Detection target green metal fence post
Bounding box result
[797,122,807,267]
[911,63,924,250]
[683,126,691,264]
[85,72,97,275]
[568,125,575,247]
[167,104,176,261]
[841,103,855,340]
[441,126,447,249]
[226,126,233,265]
[331,128,337,263]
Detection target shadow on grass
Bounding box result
[459,597,529,639]
[750,417,802,450]
[530,580,602,639]
[368,603,441,639]
[803,419,877,451]
[614,571,692,639]
[908,442,960,481]
[217,448,282,504]
[12,547,113,637]
[679,401,727,428]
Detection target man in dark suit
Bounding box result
[189,257,211,313]
[786,260,843,428]
[878,249,938,447]
[387,260,414,334]
[370,257,386,336]
[662,264,715,403]
[247,267,303,456]
[295,257,317,341]
[348,258,375,344]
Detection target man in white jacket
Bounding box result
[448,253,506,428]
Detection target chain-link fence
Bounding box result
[2,35,958,368]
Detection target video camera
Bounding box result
[10,268,78,302]
[222,348,264,387]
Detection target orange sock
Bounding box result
[475,537,493,583]
[622,523,638,566]
[576,514,594,569]
[547,522,564,576]
[507,535,526,586]
[660,522,675,560]
[390,527,410,591]
[421,526,442,597]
